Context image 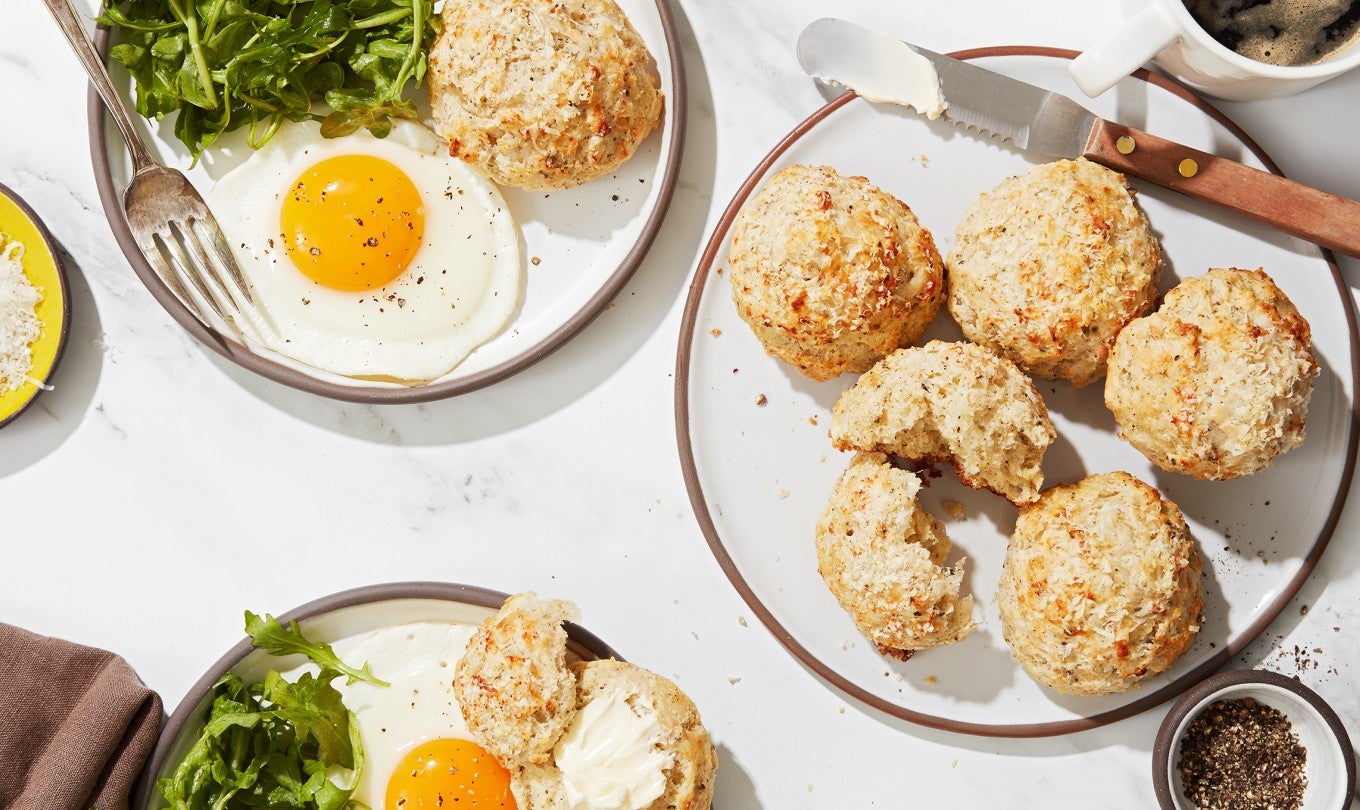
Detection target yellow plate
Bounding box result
[0,183,71,428]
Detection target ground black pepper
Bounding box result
[1177,697,1307,810]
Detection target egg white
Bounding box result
[208,120,522,381]
[335,621,480,808]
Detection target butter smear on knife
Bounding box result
[808,26,947,118]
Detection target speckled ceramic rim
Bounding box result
[674,46,1360,738]
[1151,669,1358,809]
[0,182,72,430]
[86,1,687,404]
[129,581,621,808]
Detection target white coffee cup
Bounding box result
[1070,0,1360,101]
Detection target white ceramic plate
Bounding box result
[132,582,619,809]
[676,48,1358,737]
[90,1,684,402]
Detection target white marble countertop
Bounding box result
[2,1,1358,807]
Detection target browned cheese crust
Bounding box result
[452,592,580,766]
[996,472,1204,696]
[947,158,1162,387]
[727,164,945,381]
[428,0,663,189]
[1104,267,1317,480]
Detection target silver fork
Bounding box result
[43,0,268,344]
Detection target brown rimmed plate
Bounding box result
[89,1,686,403]
[131,581,620,809]
[675,47,1359,737]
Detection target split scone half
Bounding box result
[816,452,975,661]
[454,593,717,810]
[453,591,581,766]
[831,340,1055,505]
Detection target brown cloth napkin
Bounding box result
[0,623,163,810]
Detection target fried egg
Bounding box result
[338,622,516,809]
[208,120,522,381]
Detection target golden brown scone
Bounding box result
[511,660,717,810]
[453,592,580,766]
[830,340,1055,505]
[1105,267,1317,480]
[996,472,1203,696]
[947,158,1161,387]
[727,164,945,381]
[816,452,974,660]
[428,0,663,189]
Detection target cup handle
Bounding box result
[1069,4,1181,97]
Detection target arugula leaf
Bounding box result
[99,0,439,160]
[244,612,388,687]
[259,669,356,766]
[156,612,387,809]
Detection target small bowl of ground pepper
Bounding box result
[1154,669,1356,809]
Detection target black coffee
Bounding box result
[1184,0,1360,66]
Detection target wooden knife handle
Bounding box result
[1084,119,1360,260]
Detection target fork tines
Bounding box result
[137,214,265,345]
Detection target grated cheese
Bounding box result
[0,234,42,393]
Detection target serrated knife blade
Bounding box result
[795,18,1360,260]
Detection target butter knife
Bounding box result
[797,18,1360,260]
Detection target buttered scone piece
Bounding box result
[453,592,580,766]
[728,164,945,381]
[1105,267,1317,480]
[947,158,1161,387]
[428,0,663,189]
[513,660,717,810]
[455,594,717,810]
[997,472,1204,696]
[831,341,1055,504]
[816,452,975,661]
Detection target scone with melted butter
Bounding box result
[454,593,716,810]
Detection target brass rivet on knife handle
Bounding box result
[1083,119,1360,260]
[1116,136,1136,154]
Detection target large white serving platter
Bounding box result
[676,48,1358,737]
[90,0,685,402]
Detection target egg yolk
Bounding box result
[280,154,425,291]
[386,738,516,810]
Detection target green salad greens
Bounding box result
[156,612,389,810]
[99,0,439,160]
